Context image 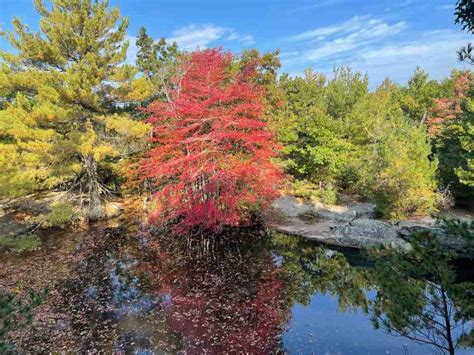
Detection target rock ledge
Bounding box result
[268,195,473,258]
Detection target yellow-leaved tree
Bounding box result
[0,0,150,219]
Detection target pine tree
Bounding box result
[132,27,180,105]
[0,0,149,219]
[276,71,347,184]
[400,67,451,123]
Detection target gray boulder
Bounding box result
[332,219,411,250]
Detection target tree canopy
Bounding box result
[0,0,149,219]
[141,49,282,232]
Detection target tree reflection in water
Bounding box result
[3,224,473,354]
[272,231,473,355]
[271,233,370,313]
[367,232,474,355]
[135,229,473,354]
[137,230,289,353]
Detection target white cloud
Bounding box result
[283,29,471,88]
[437,4,453,11]
[289,15,372,42]
[168,24,255,50]
[280,51,299,58]
[226,31,255,45]
[288,0,349,14]
[239,35,256,46]
[351,30,471,84]
[125,25,255,63]
[287,16,407,63]
[168,24,226,50]
[395,0,414,6]
[125,35,138,64]
[226,32,240,41]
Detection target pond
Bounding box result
[0,222,473,354]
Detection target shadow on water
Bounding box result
[1,223,473,354]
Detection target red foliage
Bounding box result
[141,49,282,232]
[138,237,288,354]
[428,72,473,135]
[162,265,286,354]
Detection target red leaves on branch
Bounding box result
[141,49,282,232]
[428,72,473,135]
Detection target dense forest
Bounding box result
[0,0,472,232]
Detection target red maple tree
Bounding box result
[428,72,473,135]
[141,49,282,232]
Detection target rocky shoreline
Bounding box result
[2,193,472,259]
[268,195,473,259]
[0,192,124,240]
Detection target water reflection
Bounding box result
[272,233,369,313]
[367,232,474,355]
[6,225,474,354]
[138,231,288,353]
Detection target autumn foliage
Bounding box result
[141,49,282,232]
[428,72,474,136]
[428,71,474,200]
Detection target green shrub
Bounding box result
[368,124,439,220]
[319,183,339,205]
[0,233,41,253]
[290,180,339,205]
[48,202,77,227]
[291,180,319,200]
[348,85,439,220]
[441,219,474,242]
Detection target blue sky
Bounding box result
[0,0,472,88]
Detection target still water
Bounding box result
[1,223,473,354]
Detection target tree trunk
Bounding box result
[440,287,455,355]
[84,155,102,221]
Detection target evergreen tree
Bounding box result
[400,67,451,123]
[369,230,474,354]
[277,72,346,183]
[325,67,368,121]
[0,0,149,219]
[455,0,474,64]
[132,27,180,105]
[235,49,285,117]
